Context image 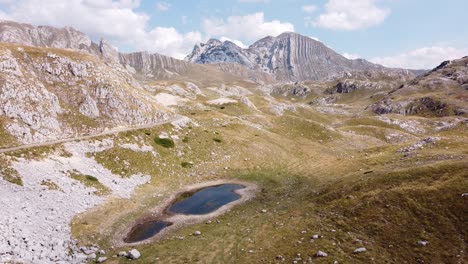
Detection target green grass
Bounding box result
[64,97,466,264]
[271,114,342,141]
[69,171,110,196]
[154,137,175,148]
[313,161,468,263]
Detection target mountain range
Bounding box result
[186,32,419,81]
[0,20,419,83]
[0,19,467,264]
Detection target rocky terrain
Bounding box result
[0,20,466,264]
[370,57,468,117]
[0,42,174,146]
[186,32,418,82]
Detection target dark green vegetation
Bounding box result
[154,137,175,148]
[181,161,194,168]
[212,137,223,143]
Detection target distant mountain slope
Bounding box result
[369,56,468,117]
[0,20,97,52]
[186,32,416,82]
[0,20,274,84]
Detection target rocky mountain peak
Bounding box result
[186,31,412,81]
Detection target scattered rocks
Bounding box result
[314,251,328,258]
[260,209,267,213]
[117,251,127,257]
[275,255,285,261]
[418,240,429,246]
[353,247,367,254]
[96,256,107,263]
[398,137,441,154]
[194,230,202,236]
[127,249,141,260]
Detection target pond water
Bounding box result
[167,184,245,215]
[124,183,245,243]
[124,220,172,243]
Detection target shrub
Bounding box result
[213,138,223,143]
[154,137,175,148]
[181,161,194,168]
[85,175,98,182]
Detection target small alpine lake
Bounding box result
[167,183,245,215]
[123,183,247,243]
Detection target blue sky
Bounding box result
[0,0,467,69]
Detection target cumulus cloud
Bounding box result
[342,53,360,59]
[203,12,294,43]
[220,36,247,49]
[302,5,317,14]
[371,46,468,69]
[156,1,170,11]
[314,0,390,30]
[0,0,200,59]
[0,2,295,59]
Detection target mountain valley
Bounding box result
[0,20,466,264]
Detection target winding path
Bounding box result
[0,116,185,154]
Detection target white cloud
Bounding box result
[342,53,360,59]
[156,1,170,11]
[203,12,294,42]
[314,0,390,30]
[302,5,317,14]
[308,36,320,42]
[371,46,468,69]
[0,2,295,59]
[138,28,202,59]
[0,0,200,59]
[220,36,247,49]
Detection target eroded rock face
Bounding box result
[186,32,416,82]
[0,20,93,52]
[0,43,172,144]
[0,51,64,143]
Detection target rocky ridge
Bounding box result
[0,43,172,144]
[370,57,468,117]
[0,20,273,84]
[186,32,417,82]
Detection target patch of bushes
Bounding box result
[213,138,223,143]
[181,161,194,168]
[154,137,175,148]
